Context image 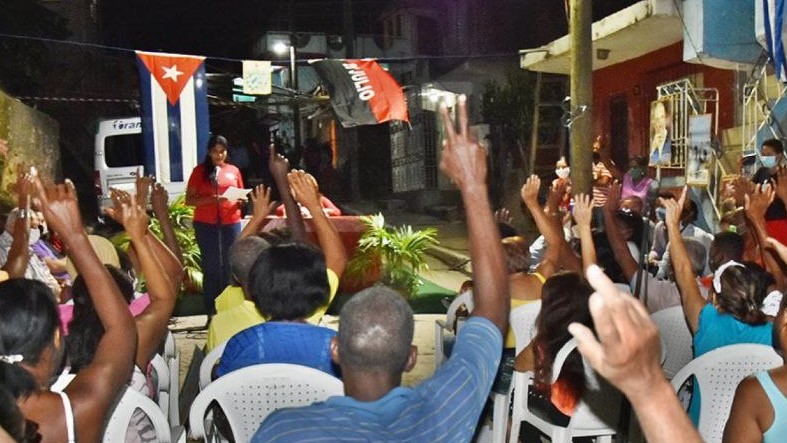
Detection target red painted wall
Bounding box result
[592,42,735,161]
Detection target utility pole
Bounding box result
[290,1,300,160]
[343,0,360,200]
[343,0,355,58]
[569,0,592,194]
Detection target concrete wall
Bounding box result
[0,90,60,208]
[592,42,736,161]
[683,0,762,68]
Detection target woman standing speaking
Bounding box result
[186,135,244,315]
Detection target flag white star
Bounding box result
[162,65,184,82]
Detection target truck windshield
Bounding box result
[105,134,144,167]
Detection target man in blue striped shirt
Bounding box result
[253,94,510,442]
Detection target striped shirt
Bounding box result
[592,162,612,207]
[253,317,502,442]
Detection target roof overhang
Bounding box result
[519,0,683,74]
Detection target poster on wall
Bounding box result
[687,113,713,186]
[649,99,672,166]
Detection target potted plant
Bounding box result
[110,194,203,295]
[345,213,438,298]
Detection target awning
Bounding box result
[519,0,683,74]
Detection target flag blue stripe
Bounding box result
[194,65,210,161]
[136,58,157,177]
[167,100,184,182]
[776,0,786,79]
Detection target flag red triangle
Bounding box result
[136,51,206,106]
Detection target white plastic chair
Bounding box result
[477,301,540,443]
[670,343,783,443]
[150,354,171,416]
[199,340,228,390]
[103,387,173,443]
[434,291,474,371]
[163,330,177,362]
[168,351,181,425]
[651,306,693,379]
[509,338,619,443]
[189,363,344,442]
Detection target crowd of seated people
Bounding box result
[5,112,787,443]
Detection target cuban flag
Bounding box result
[135,51,209,182]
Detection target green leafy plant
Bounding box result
[110,194,202,295]
[346,213,438,297]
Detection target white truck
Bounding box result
[94,117,193,207]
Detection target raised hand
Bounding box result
[288,170,321,211]
[250,184,275,220]
[733,176,756,206]
[569,265,663,401]
[604,180,622,213]
[546,179,567,216]
[573,193,594,228]
[118,200,149,242]
[104,188,133,224]
[34,178,85,245]
[744,183,775,222]
[135,167,154,208]
[520,175,541,207]
[150,183,169,216]
[766,237,787,265]
[494,208,512,225]
[438,95,487,190]
[661,186,686,231]
[269,144,291,182]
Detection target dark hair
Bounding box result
[614,210,644,245]
[337,286,414,376]
[0,385,33,442]
[498,222,518,239]
[66,266,134,372]
[715,262,769,326]
[502,236,530,274]
[532,272,595,412]
[709,232,745,271]
[762,138,784,154]
[631,155,648,169]
[201,134,229,181]
[248,242,329,321]
[682,199,698,223]
[0,279,59,399]
[229,236,270,287]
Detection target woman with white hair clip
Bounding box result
[663,187,774,426]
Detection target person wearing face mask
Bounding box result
[0,208,61,299]
[28,211,70,287]
[752,139,787,245]
[621,155,658,215]
[552,156,573,213]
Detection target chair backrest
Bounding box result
[553,339,622,433]
[670,343,783,443]
[445,291,474,329]
[163,331,177,361]
[199,340,228,390]
[510,300,542,354]
[651,306,693,379]
[103,387,172,443]
[189,363,344,442]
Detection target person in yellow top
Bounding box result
[206,166,347,351]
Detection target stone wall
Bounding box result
[0,90,60,209]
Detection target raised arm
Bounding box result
[36,179,136,443]
[289,171,348,277]
[603,181,639,281]
[520,175,562,277]
[106,190,176,368]
[439,96,508,333]
[270,145,306,241]
[744,183,787,288]
[239,184,274,239]
[3,167,34,278]
[569,265,702,443]
[663,188,705,333]
[573,193,597,272]
[150,182,183,269]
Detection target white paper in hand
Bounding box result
[221,186,251,201]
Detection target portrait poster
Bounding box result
[649,99,672,166]
[687,113,713,186]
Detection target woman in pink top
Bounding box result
[620,155,657,214]
[186,135,245,315]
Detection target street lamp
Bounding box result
[274,39,300,156]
